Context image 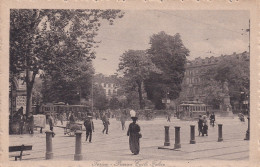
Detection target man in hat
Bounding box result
[120,112,126,130]
[48,113,55,137]
[28,113,34,134]
[198,115,203,136]
[127,110,141,155]
[84,115,94,142]
[102,113,110,134]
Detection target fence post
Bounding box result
[174,126,181,149]
[74,130,83,161]
[164,126,170,146]
[45,130,54,160]
[190,125,196,144]
[218,124,223,142]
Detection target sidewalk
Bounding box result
[9,116,249,161]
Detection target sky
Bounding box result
[93,10,250,76]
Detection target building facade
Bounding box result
[9,73,27,117]
[94,74,119,98]
[179,51,249,109]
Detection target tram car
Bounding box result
[176,101,208,120]
[39,102,91,120]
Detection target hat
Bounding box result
[130,110,138,120]
[130,110,136,117]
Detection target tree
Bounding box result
[201,54,249,109]
[118,50,161,109]
[41,60,94,104]
[93,84,108,111]
[109,96,120,110]
[145,31,189,109]
[10,9,124,116]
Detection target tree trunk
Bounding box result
[137,81,144,110]
[25,69,37,117]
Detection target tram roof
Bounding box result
[180,101,206,105]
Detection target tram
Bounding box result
[176,101,208,120]
[39,102,90,116]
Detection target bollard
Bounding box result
[45,130,54,160]
[190,125,196,144]
[218,124,223,142]
[174,126,181,149]
[164,126,170,146]
[74,130,83,161]
[244,117,250,140]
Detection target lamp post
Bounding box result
[244,94,250,140]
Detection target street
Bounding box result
[9,115,249,161]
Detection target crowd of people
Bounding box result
[11,106,247,156]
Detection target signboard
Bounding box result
[34,115,46,128]
[16,96,26,113]
[243,100,249,104]
[17,79,26,90]
[162,98,171,104]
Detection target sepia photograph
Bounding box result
[1,1,259,166]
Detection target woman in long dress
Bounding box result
[127,116,141,155]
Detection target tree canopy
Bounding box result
[201,54,249,108]
[118,50,160,109]
[10,9,123,115]
[145,31,189,109]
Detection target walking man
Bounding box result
[28,114,34,134]
[48,114,55,137]
[120,113,126,130]
[102,113,110,134]
[210,112,215,127]
[167,111,171,122]
[84,115,94,142]
[198,115,203,136]
[19,114,26,135]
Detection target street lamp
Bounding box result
[244,94,250,140]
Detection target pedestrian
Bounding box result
[202,115,208,136]
[198,115,203,136]
[48,114,55,137]
[19,114,26,135]
[210,112,215,127]
[120,113,126,130]
[69,112,76,124]
[59,112,64,125]
[18,107,24,115]
[28,114,34,134]
[84,115,94,142]
[102,113,110,134]
[95,111,98,120]
[167,111,171,122]
[127,110,141,155]
[206,110,210,117]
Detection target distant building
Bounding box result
[179,51,249,108]
[94,74,119,98]
[9,72,27,117]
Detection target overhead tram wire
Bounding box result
[154,10,246,35]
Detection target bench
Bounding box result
[9,145,32,161]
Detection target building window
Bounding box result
[108,89,111,95]
[186,78,189,84]
[104,83,106,87]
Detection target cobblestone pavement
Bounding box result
[9,115,249,161]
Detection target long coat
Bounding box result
[127,123,141,155]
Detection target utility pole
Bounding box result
[248,19,250,54]
[91,78,94,112]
